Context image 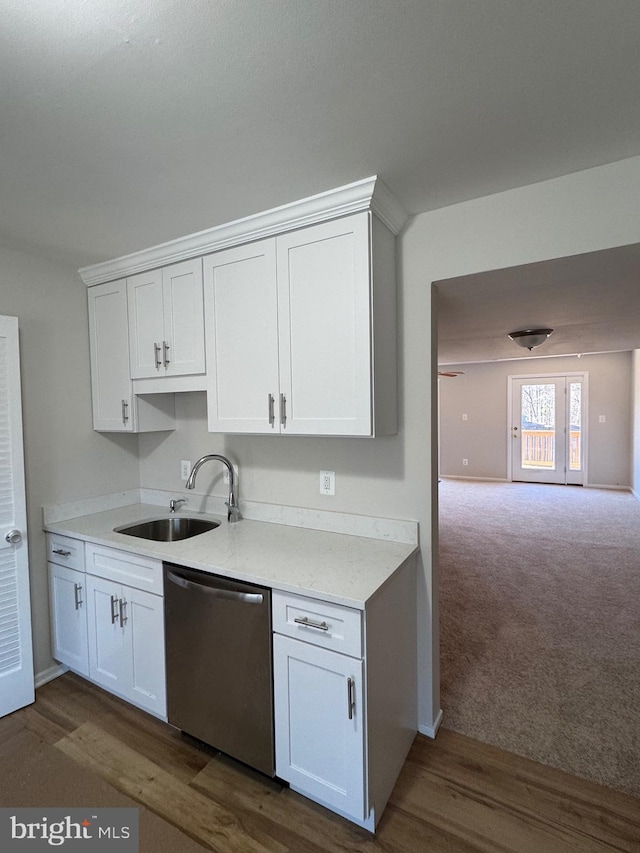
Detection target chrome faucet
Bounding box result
[185,454,240,523]
[169,498,187,513]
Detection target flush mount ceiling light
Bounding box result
[508,328,554,351]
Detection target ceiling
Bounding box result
[2,0,640,268]
[436,243,640,365]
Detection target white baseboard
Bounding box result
[439,476,508,483]
[418,709,443,739]
[35,663,68,689]
[585,483,631,492]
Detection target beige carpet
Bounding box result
[0,724,206,851]
[438,479,640,799]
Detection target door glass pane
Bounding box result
[521,384,555,470]
[569,382,582,471]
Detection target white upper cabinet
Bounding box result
[204,212,397,436]
[204,240,280,433]
[87,281,175,433]
[277,214,373,435]
[81,177,406,437]
[128,259,205,379]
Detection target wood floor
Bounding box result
[3,673,639,852]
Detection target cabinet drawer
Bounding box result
[46,533,85,572]
[85,542,163,595]
[272,590,362,658]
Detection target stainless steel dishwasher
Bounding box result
[163,563,274,776]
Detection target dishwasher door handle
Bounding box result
[166,570,264,604]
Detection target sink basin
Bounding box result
[114,516,220,542]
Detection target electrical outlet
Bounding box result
[180,460,191,481]
[462,413,468,421]
[319,470,335,495]
[599,415,606,423]
[462,458,469,466]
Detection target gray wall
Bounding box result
[439,352,632,486]
[0,243,140,676]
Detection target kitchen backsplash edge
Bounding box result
[42,489,419,545]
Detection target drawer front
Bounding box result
[272,590,362,658]
[46,533,85,572]
[85,542,163,595]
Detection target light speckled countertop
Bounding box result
[45,504,419,609]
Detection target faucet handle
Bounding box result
[225,501,241,523]
[170,498,187,513]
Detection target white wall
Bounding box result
[439,352,632,486]
[633,350,640,500]
[0,244,140,676]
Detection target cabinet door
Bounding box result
[86,575,128,693]
[276,213,373,436]
[48,563,89,677]
[273,634,366,820]
[127,269,164,378]
[204,240,280,433]
[126,586,166,717]
[162,259,205,377]
[87,281,134,432]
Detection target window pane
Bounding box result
[569,382,582,471]
[521,384,555,470]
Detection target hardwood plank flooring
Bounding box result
[4,673,639,852]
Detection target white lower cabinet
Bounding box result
[273,634,366,820]
[48,562,89,677]
[47,533,89,677]
[272,571,417,832]
[86,573,166,718]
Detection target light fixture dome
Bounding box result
[508,328,553,351]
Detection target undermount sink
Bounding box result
[114,516,220,542]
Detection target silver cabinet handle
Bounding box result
[119,598,127,627]
[73,583,83,610]
[121,399,129,424]
[5,529,22,545]
[162,340,170,367]
[154,342,162,369]
[280,393,287,427]
[294,615,329,631]
[52,548,71,556]
[268,393,275,426]
[110,594,120,625]
[347,677,355,720]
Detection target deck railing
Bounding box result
[521,429,581,470]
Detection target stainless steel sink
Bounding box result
[114,516,220,542]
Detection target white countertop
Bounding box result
[45,504,419,609]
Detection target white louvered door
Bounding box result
[0,315,34,717]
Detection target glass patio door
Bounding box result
[510,375,584,485]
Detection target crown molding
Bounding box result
[79,175,407,286]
